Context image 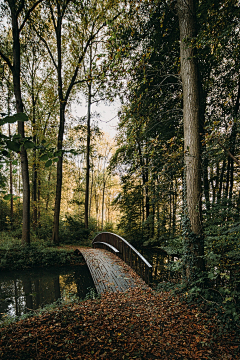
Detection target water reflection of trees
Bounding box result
[0,265,95,320]
[142,250,181,285]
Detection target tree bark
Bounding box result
[10,0,30,245]
[8,124,14,221]
[52,103,65,244]
[217,159,226,205]
[89,165,94,219]
[228,79,240,201]
[177,0,205,278]
[32,70,38,230]
[85,82,92,229]
[101,179,106,231]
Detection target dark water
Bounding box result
[141,249,179,286]
[0,250,178,321]
[0,265,95,321]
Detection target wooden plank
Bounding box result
[79,248,148,294]
[92,232,152,284]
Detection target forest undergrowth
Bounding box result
[0,286,239,360]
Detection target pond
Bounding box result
[141,248,180,286]
[0,264,95,321]
[0,249,180,321]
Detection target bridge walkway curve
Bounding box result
[79,247,149,294]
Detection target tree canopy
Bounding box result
[0,0,240,317]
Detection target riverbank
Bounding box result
[0,243,85,271]
[0,287,239,360]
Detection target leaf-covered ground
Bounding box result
[0,288,239,360]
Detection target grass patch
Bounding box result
[0,231,85,271]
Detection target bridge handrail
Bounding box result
[92,232,152,284]
[93,241,119,254]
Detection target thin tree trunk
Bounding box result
[225,157,231,200]
[7,85,14,221]
[32,80,38,230]
[169,182,172,237]
[172,178,177,235]
[38,177,41,227]
[89,166,94,219]
[137,140,149,236]
[101,180,106,231]
[45,172,51,211]
[10,3,30,245]
[229,79,240,201]
[52,104,65,244]
[217,159,226,205]
[85,82,92,229]
[8,124,14,220]
[145,154,150,222]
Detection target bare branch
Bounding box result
[33,26,58,70]
[64,12,121,103]
[73,79,87,86]
[16,0,25,18]
[0,49,13,72]
[92,97,106,104]
[49,2,57,33]
[19,0,44,32]
[218,141,240,167]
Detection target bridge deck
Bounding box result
[79,248,149,294]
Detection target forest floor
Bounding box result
[0,286,240,360]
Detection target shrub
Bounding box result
[59,215,90,245]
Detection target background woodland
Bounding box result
[0,0,240,317]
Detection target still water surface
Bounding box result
[142,249,172,285]
[0,250,173,320]
[0,265,95,321]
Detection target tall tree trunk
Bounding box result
[8,124,14,221]
[45,172,51,211]
[48,1,94,243]
[145,153,150,222]
[229,79,240,202]
[7,83,14,221]
[225,157,231,200]
[169,181,172,236]
[177,0,205,279]
[217,159,226,205]
[95,188,99,227]
[151,182,155,238]
[89,166,94,219]
[10,2,30,245]
[172,178,177,235]
[52,104,65,244]
[32,82,38,230]
[137,140,150,237]
[101,179,106,231]
[38,177,41,227]
[85,82,92,229]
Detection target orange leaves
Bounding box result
[0,289,239,359]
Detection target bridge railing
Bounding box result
[92,232,152,285]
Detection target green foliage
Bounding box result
[0,113,28,126]
[59,215,98,245]
[0,236,79,271]
[0,200,10,230]
[31,213,53,241]
[102,222,114,233]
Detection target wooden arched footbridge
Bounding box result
[78,232,152,294]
